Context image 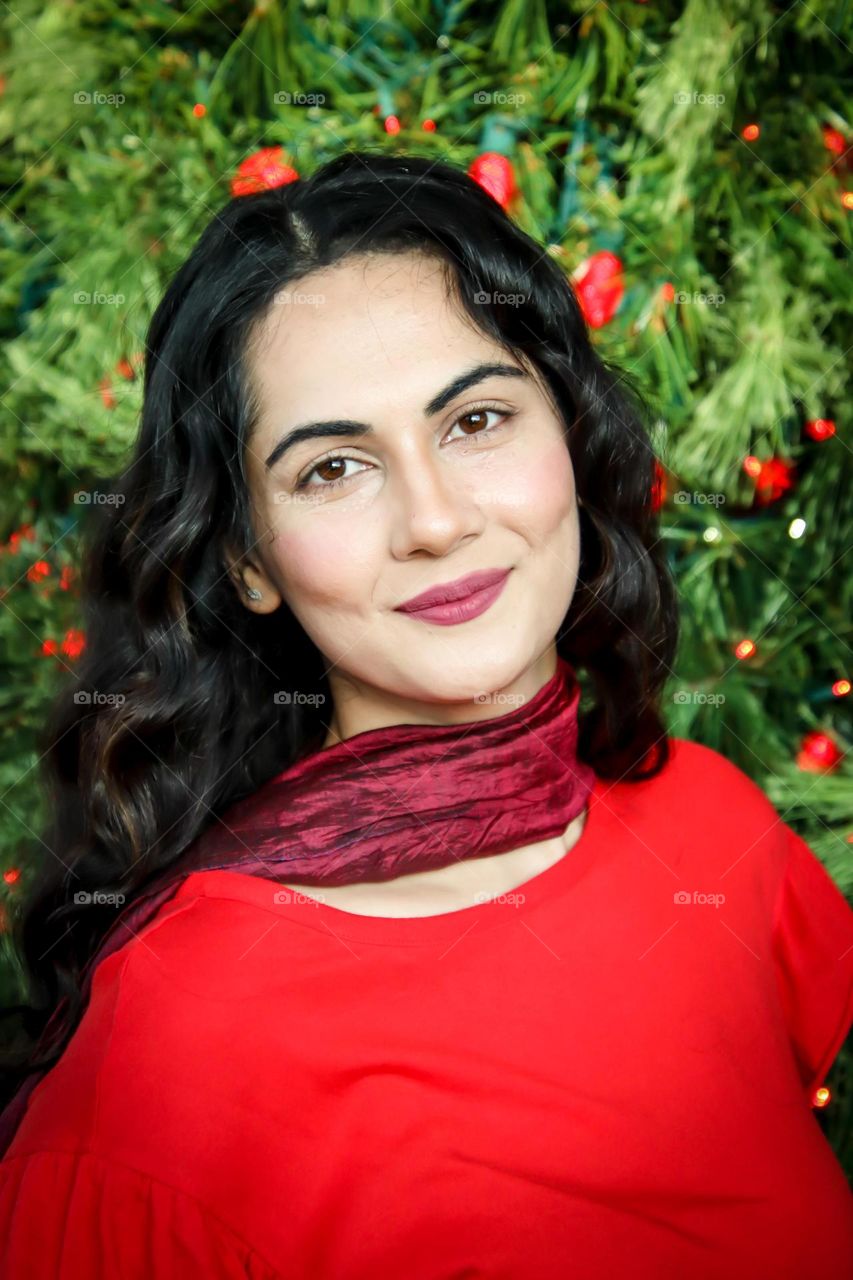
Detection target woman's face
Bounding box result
[231,250,581,735]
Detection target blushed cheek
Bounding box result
[498,440,576,536]
[266,524,371,612]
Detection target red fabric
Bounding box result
[0,655,595,1157]
[1,737,852,1278]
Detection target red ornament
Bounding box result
[660,281,675,303]
[60,629,86,660]
[572,251,625,329]
[384,115,401,135]
[744,456,797,507]
[422,119,436,132]
[741,123,760,142]
[116,357,136,381]
[3,867,20,886]
[467,152,516,211]
[26,559,51,583]
[796,730,844,773]
[230,147,299,198]
[650,459,667,511]
[4,524,37,555]
[192,103,206,119]
[822,126,846,156]
[804,417,836,441]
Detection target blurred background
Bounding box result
[0,0,850,1172]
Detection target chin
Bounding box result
[403,648,537,708]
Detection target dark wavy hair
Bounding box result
[1,149,679,1106]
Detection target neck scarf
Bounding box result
[0,655,594,1154]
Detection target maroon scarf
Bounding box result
[0,655,594,1154]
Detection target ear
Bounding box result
[221,538,283,614]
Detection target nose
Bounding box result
[387,447,485,560]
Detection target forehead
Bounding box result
[244,252,524,432]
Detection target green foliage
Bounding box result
[0,0,851,1172]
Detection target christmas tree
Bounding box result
[0,0,850,1175]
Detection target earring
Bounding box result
[245,587,262,601]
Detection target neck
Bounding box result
[321,646,559,748]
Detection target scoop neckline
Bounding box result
[181,772,611,948]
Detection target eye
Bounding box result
[444,407,508,442]
[293,403,515,493]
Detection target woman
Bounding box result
[0,151,851,1278]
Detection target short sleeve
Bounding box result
[771,826,853,1104]
[0,1149,283,1280]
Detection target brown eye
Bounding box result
[457,410,492,434]
[445,406,513,442]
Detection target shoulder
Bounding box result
[659,735,779,809]
[608,735,785,843]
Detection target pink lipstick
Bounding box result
[394,568,511,626]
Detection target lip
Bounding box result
[395,568,512,613]
[394,573,507,627]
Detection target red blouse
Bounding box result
[1,737,852,1278]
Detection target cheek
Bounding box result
[266,524,372,610]
[492,439,576,530]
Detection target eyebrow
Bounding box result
[263,360,530,471]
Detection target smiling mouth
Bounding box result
[394,570,512,626]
